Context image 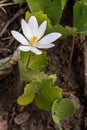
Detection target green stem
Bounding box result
[26,52,32,69]
[58,122,63,130]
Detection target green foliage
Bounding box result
[17,77,62,111]
[29,53,47,71]
[17,80,41,105]
[26,11,77,38]
[19,51,48,82]
[73,0,87,34]
[47,24,77,38]
[26,0,67,25]
[20,51,47,71]
[35,79,62,111]
[12,0,75,127]
[19,61,48,82]
[17,9,75,124]
[52,98,75,123]
[25,11,51,24]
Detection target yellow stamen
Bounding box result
[30,36,38,46]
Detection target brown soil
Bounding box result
[0,0,87,130]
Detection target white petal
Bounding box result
[11,31,29,45]
[28,16,38,36]
[18,45,31,52]
[39,33,62,45]
[30,47,42,55]
[35,21,47,39]
[37,43,55,49]
[21,19,31,39]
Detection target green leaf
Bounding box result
[20,51,47,71]
[73,1,87,34]
[25,11,51,24]
[77,31,87,35]
[18,77,62,111]
[26,0,67,25]
[20,51,30,66]
[46,24,77,38]
[29,52,47,71]
[80,0,87,4]
[35,78,62,111]
[17,81,41,105]
[48,75,57,83]
[25,11,76,38]
[19,51,48,82]
[17,77,55,105]
[52,98,75,123]
[19,61,48,82]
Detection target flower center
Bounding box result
[30,36,38,46]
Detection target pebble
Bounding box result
[0,116,8,130]
[70,93,81,111]
[14,111,30,125]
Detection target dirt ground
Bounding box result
[0,0,87,130]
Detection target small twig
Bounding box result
[0,0,8,4]
[79,36,87,52]
[0,3,16,7]
[80,36,87,95]
[0,9,25,37]
[0,0,17,13]
[6,28,22,48]
[0,6,7,13]
[1,36,12,40]
[83,40,87,95]
[67,36,75,68]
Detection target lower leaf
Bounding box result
[52,98,75,124]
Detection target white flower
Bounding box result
[11,16,61,55]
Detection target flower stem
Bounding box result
[58,122,63,130]
[26,52,32,69]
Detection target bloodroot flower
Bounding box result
[11,16,61,55]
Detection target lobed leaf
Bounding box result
[35,78,62,111]
[17,77,62,111]
[25,11,51,24]
[19,61,48,82]
[52,98,75,123]
[26,0,67,25]
[29,52,47,71]
[25,11,77,38]
[17,81,41,105]
[73,1,87,34]
[20,51,47,71]
[46,24,77,38]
